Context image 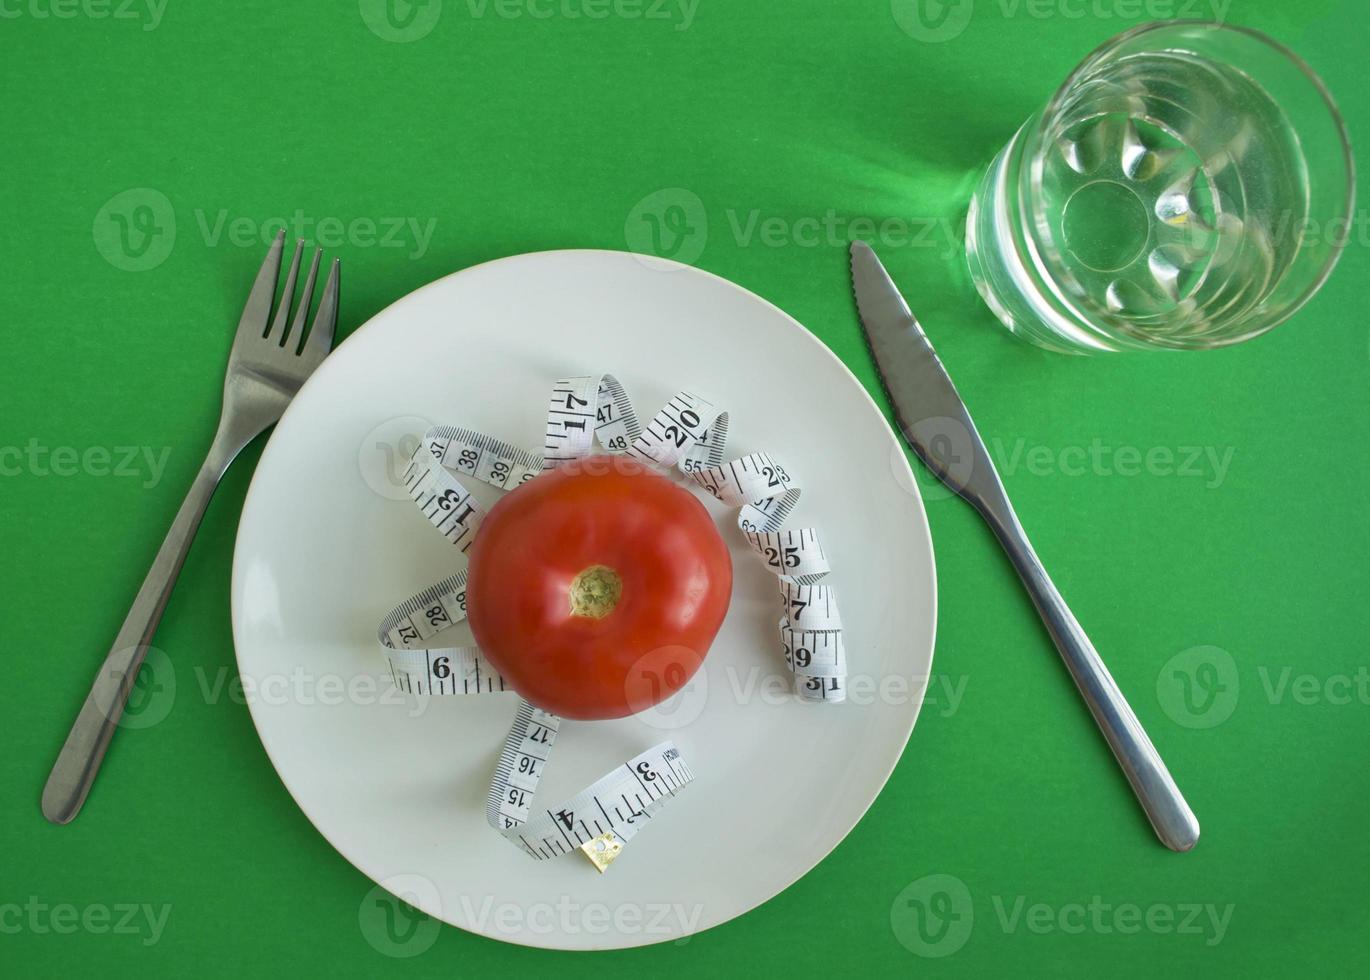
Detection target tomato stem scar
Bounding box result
[569,565,623,619]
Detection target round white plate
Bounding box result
[231,249,937,951]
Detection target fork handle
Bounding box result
[985,507,1201,852]
[41,437,236,825]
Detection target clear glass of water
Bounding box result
[965,22,1355,353]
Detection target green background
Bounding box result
[2,0,1367,974]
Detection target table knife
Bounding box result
[849,240,1199,852]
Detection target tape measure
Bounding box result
[377,375,847,870]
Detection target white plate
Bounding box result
[231,250,937,950]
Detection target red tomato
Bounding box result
[466,455,732,720]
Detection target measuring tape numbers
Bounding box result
[377,374,847,870]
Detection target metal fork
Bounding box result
[42,231,339,824]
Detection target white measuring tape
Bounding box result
[377,375,847,870]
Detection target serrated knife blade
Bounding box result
[850,240,1200,853]
[849,239,1003,509]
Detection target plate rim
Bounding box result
[230,247,939,949]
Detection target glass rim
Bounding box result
[1027,20,1356,348]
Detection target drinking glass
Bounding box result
[965,22,1355,353]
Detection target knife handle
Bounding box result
[984,506,1200,852]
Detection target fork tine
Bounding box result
[265,240,305,340]
[304,258,341,360]
[281,249,322,352]
[237,229,285,337]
